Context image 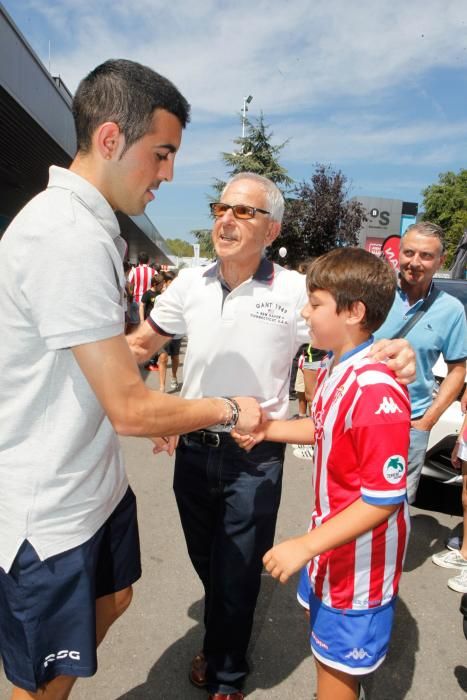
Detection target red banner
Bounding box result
[381,235,401,272]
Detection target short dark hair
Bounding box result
[73,59,191,154]
[306,247,396,332]
[161,270,176,282]
[137,251,149,264]
[151,274,164,287]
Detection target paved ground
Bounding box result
[1,366,467,699]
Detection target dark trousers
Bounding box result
[173,434,285,694]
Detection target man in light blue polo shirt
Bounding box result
[376,221,467,504]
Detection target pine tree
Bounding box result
[212,113,293,198]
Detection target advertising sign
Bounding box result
[381,235,401,272]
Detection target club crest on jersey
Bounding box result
[375,397,403,415]
[383,455,406,484]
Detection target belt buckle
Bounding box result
[205,431,220,447]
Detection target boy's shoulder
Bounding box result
[352,355,398,383]
[349,356,410,421]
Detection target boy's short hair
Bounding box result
[73,59,191,155]
[306,247,396,332]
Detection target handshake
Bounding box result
[151,396,279,456]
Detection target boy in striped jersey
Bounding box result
[234,248,410,700]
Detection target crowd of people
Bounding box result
[0,57,465,700]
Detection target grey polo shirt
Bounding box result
[0,166,128,572]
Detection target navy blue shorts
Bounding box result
[0,486,141,692]
[161,338,182,356]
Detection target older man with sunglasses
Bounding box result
[128,172,415,699]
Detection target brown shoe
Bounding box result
[208,694,244,700]
[189,651,207,688]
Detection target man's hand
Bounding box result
[461,387,467,414]
[451,441,462,470]
[370,338,416,385]
[263,535,313,584]
[150,435,179,456]
[232,397,262,434]
[411,417,433,432]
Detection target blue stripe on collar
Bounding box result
[202,257,275,284]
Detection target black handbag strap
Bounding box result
[391,286,441,339]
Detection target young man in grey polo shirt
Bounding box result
[0,60,261,700]
[129,172,416,700]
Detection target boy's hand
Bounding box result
[370,338,416,385]
[263,535,313,584]
[231,426,267,452]
[150,435,178,456]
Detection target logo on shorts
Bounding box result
[311,629,329,650]
[43,650,81,668]
[375,397,403,415]
[344,647,371,660]
[383,455,406,484]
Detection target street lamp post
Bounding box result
[241,95,253,141]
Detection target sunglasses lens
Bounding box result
[210,203,229,217]
[233,205,254,219]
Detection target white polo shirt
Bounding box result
[0,167,128,572]
[149,259,309,420]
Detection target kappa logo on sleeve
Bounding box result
[383,455,406,484]
[375,397,403,415]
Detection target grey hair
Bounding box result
[403,221,445,253]
[222,172,285,223]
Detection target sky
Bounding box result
[3,0,467,245]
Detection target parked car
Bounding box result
[421,278,467,489]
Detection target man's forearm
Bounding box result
[422,364,466,429]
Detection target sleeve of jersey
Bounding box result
[351,376,411,506]
[148,272,188,337]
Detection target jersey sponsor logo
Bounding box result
[375,397,403,415]
[344,647,371,660]
[383,455,406,484]
[43,650,81,668]
[313,408,325,440]
[330,385,346,408]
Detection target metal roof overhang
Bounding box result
[0,4,171,263]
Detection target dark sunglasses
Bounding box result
[209,202,270,220]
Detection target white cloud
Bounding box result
[5,0,466,231]
[14,0,467,117]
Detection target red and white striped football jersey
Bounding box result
[306,340,411,611]
[128,264,155,303]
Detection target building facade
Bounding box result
[355,196,418,255]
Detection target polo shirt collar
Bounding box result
[397,277,435,310]
[47,166,121,241]
[203,257,274,285]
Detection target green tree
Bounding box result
[272,164,367,267]
[421,169,467,266]
[213,113,293,198]
[165,238,195,257]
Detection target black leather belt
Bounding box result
[182,430,231,448]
